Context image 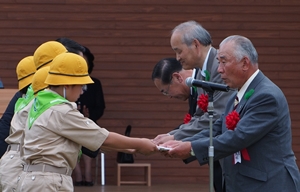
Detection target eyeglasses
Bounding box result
[162,83,171,96]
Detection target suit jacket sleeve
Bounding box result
[182,115,224,164]
[169,48,234,140]
[192,82,284,165]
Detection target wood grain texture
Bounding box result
[0,0,299,185]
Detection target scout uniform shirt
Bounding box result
[5,86,34,145]
[0,87,34,191]
[22,89,109,170]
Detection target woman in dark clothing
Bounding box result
[73,46,105,186]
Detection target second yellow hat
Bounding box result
[33,41,67,70]
[31,66,50,94]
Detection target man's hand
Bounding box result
[161,140,192,160]
[153,134,174,145]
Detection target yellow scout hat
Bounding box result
[16,56,36,90]
[45,53,94,85]
[31,66,50,94]
[33,41,67,70]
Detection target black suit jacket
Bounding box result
[0,91,22,157]
[188,68,199,116]
[174,68,199,130]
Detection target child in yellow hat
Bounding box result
[0,41,68,192]
[18,53,156,192]
[0,56,36,192]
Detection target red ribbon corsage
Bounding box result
[197,94,208,112]
[183,113,192,124]
[226,110,250,162]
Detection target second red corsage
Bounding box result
[183,113,192,124]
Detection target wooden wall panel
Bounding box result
[0,0,299,186]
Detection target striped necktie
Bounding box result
[234,96,239,110]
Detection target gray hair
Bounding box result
[220,35,258,64]
[172,21,212,47]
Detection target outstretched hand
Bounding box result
[122,148,136,154]
[152,133,174,145]
[161,140,192,160]
[136,138,158,156]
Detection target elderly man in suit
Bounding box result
[163,35,300,191]
[153,21,234,192]
[154,21,233,143]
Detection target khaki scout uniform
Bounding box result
[17,90,109,192]
[0,55,36,192]
[0,99,34,192]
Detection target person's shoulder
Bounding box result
[88,76,102,88]
[210,47,217,56]
[253,72,279,92]
[10,91,22,102]
[91,76,101,83]
[14,91,23,98]
[51,101,77,114]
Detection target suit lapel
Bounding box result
[195,69,204,80]
[206,48,217,74]
[236,71,265,114]
[195,47,217,94]
[195,47,217,81]
[188,89,198,115]
[188,68,199,115]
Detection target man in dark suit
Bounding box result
[164,35,300,191]
[73,46,106,186]
[152,58,199,128]
[153,21,234,192]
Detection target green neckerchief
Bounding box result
[28,90,68,129]
[14,85,35,113]
[78,150,83,162]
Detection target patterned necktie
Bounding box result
[234,96,239,110]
